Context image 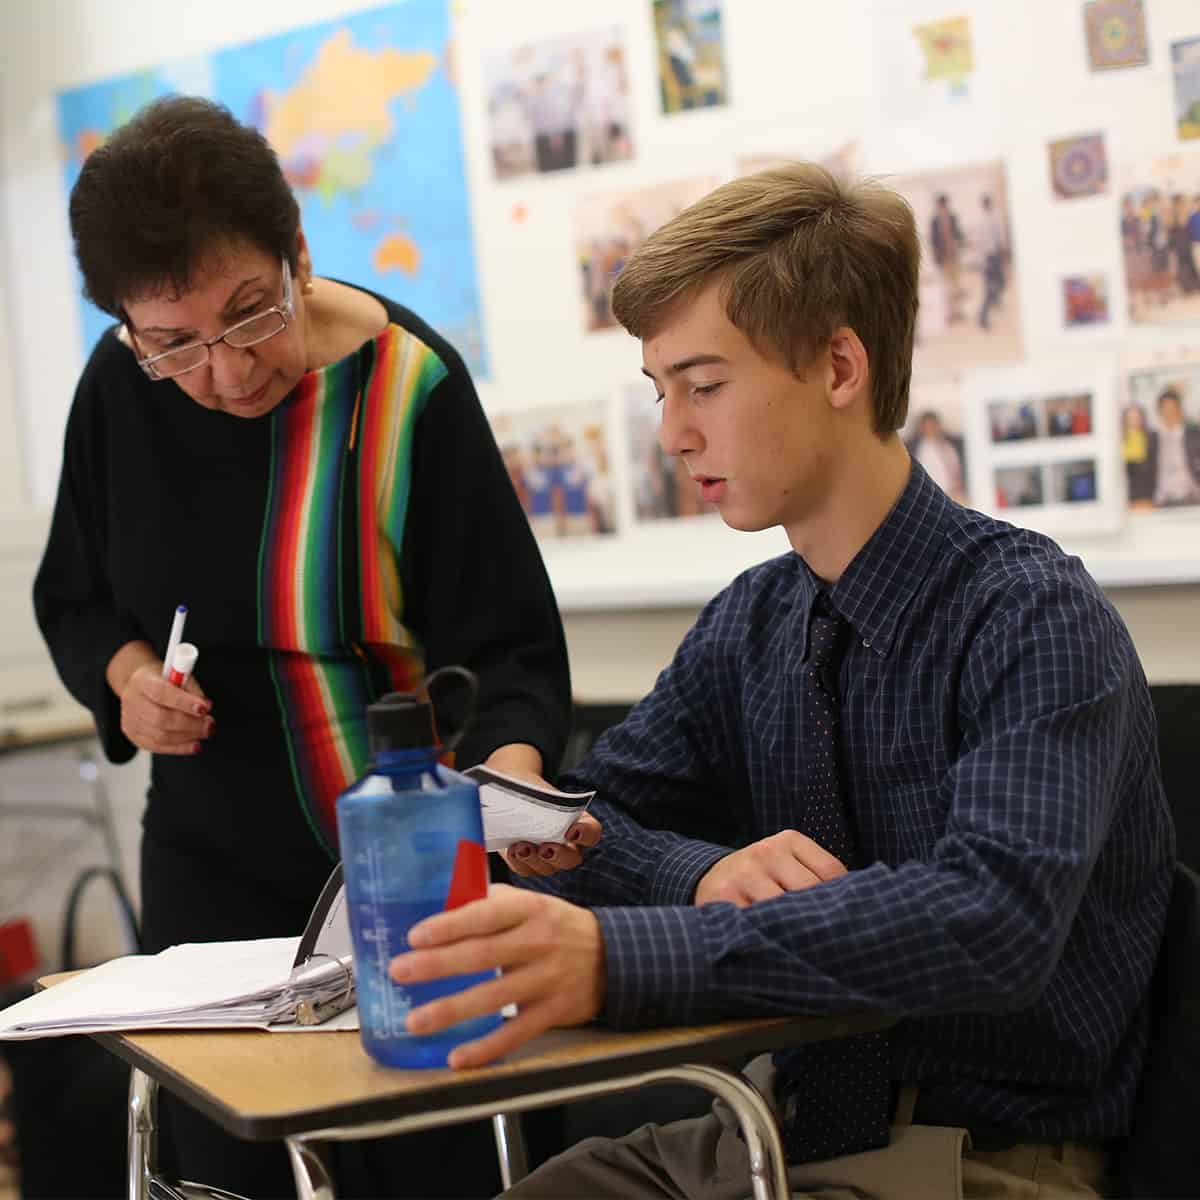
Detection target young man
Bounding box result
[388,164,1174,1199]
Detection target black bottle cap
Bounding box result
[367,691,437,754]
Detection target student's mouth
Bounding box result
[695,475,727,504]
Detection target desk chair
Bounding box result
[1110,861,1200,1198]
[1149,684,1199,871]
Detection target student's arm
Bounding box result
[512,588,753,907]
[399,355,572,778]
[33,337,146,762]
[588,576,1169,1029]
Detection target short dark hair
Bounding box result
[69,95,300,315]
[1157,386,1183,410]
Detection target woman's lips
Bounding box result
[228,380,269,407]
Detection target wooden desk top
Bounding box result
[39,972,890,1141]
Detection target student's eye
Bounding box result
[693,382,723,397]
[235,302,262,319]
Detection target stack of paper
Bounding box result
[0,937,357,1039]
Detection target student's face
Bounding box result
[123,238,311,419]
[643,282,841,537]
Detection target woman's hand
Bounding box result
[106,640,214,755]
[482,742,603,877]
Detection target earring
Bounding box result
[301,278,315,296]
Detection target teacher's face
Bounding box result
[123,240,310,419]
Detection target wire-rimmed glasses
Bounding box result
[134,256,295,381]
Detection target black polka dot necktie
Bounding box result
[772,594,892,1164]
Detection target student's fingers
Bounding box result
[777,830,847,882]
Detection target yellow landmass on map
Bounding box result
[374,233,421,276]
[263,29,438,157]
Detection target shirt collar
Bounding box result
[798,459,951,659]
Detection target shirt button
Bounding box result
[862,638,872,648]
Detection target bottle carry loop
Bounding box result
[420,665,479,754]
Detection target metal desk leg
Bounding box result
[492,1111,529,1188]
[287,1061,790,1200]
[286,1137,336,1200]
[129,1068,158,1200]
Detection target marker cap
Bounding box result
[171,643,199,678]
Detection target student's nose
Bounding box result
[657,390,700,458]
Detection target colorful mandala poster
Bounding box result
[1048,132,1109,200]
[1083,0,1149,71]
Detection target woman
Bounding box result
[33,95,572,1196]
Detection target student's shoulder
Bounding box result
[694,553,799,635]
[943,507,1119,645]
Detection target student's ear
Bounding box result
[827,327,870,412]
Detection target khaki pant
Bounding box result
[502,1058,1109,1200]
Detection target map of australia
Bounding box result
[56,1,488,376]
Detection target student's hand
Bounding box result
[390,883,605,1068]
[107,640,214,756]
[502,813,603,878]
[693,829,847,907]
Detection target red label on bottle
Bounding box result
[444,839,488,910]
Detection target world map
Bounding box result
[56,0,488,376]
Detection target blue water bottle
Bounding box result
[336,669,502,1068]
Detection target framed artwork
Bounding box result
[652,0,729,114]
[1048,132,1109,200]
[1118,151,1200,326]
[963,358,1122,535]
[1083,0,1149,71]
[483,27,634,179]
[893,160,1023,371]
[490,401,617,539]
[1119,352,1200,512]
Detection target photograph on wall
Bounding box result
[652,0,729,115]
[1047,132,1108,200]
[912,15,974,96]
[574,175,719,332]
[490,401,616,539]
[1118,151,1200,325]
[55,0,490,374]
[736,140,861,181]
[963,359,1121,534]
[624,385,717,521]
[1121,354,1200,511]
[894,160,1022,372]
[1172,37,1200,142]
[1083,0,1149,71]
[902,375,969,504]
[482,27,633,180]
[1061,274,1110,327]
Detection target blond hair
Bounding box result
[610,163,920,433]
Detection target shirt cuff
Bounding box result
[595,904,720,1028]
[645,838,731,907]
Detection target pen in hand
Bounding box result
[162,604,188,679]
[167,643,199,689]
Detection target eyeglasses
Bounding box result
[134,256,295,381]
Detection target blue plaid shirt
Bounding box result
[534,460,1174,1143]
